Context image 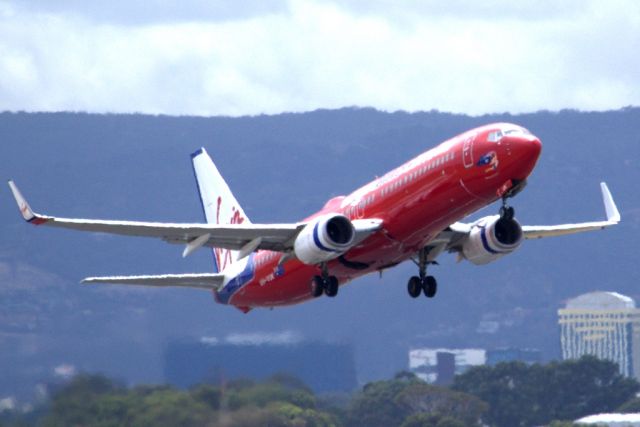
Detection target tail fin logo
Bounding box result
[215,195,246,271]
[216,196,245,226]
[230,208,245,225]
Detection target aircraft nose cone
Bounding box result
[507,134,542,179]
[529,136,542,158]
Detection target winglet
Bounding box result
[600,182,620,223]
[7,180,48,225]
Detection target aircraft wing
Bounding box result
[520,183,620,239]
[8,181,382,258]
[434,182,620,257]
[8,180,303,253]
[82,273,225,290]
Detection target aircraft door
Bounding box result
[462,133,476,168]
[459,131,493,200]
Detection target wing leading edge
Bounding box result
[82,273,225,290]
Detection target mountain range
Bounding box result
[1,108,639,399]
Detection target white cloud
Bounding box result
[0,0,638,116]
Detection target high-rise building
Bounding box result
[558,291,640,379]
[408,348,485,383]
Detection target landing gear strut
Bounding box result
[407,247,438,299]
[499,197,515,220]
[499,180,524,220]
[311,263,339,298]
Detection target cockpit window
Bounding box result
[503,127,532,136]
[488,126,532,142]
[487,130,503,142]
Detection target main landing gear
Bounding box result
[407,247,437,299]
[311,263,339,298]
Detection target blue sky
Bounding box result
[0,0,638,116]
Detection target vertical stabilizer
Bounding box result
[191,148,251,272]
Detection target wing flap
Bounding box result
[82,273,225,290]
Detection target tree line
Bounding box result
[2,356,640,427]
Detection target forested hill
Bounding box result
[1,108,639,398]
[3,357,638,427]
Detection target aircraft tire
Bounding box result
[311,276,325,297]
[407,276,422,298]
[325,276,339,297]
[423,276,437,298]
[500,206,515,220]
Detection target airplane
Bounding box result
[8,123,621,313]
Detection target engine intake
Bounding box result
[462,215,523,265]
[294,214,356,265]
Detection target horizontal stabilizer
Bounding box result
[82,273,225,290]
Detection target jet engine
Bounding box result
[294,214,356,265]
[461,215,523,265]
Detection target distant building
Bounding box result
[486,348,541,365]
[434,352,456,385]
[164,334,357,393]
[409,348,485,383]
[558,291,640,379]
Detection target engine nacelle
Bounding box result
[461,215,523,265]
[294,214,356,265]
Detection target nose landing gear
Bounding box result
[499,195,516,221]
[499,199,515,220]
[497,179,525,220]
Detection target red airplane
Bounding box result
[8,123,620,313]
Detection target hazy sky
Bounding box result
[0,0,638,116]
